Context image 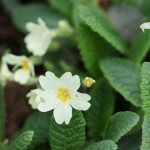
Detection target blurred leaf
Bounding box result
[1,0,20,12]
[78,4,127,53]
[0,85,5,143]
[85,140,118,150]
[103,111,139,142]
[11,3,64,32]
[139,0,150,17]
[49,111,85,150]
[12,130,34,150]
[112,0,141,6]
[100,58,142,107]
[86,78,115,139]
[77,23,115,78]
[128,30,150,63]
[48,0,73,18]
[22,111,51,149]
[117,131,141,150]
[140,62,150,150]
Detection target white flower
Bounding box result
[3,54,35,84]
[35,71,91,125]
[140,22,150,32]
[25,18,54,56]
[0,62,13,86]
[27,89,46,109]
[83,77,96,88]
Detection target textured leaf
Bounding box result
[128,30,150,63]
[86,78,115,139]
[140,62,150,150]
[49,111,85,150]
[85,140,117,150]
[103,111,139,142]
[11,3,64,32]
[13,130,34,150]
[0,85,5,142]
[100,58,142,107]
[48,0,73,18]
[22,111,51,148]
[78,4,127,53]
[76,22,115,78]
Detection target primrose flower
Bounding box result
[3,54,35,84]
[0,62,13,86]
[34,72,91,125]
[140,22,150,32]
[83,77,96,88]
[25,18,55,56]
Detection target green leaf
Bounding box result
[128,30,150,63]
[48,0,73,18]
[112,0,141,6]
[0,85,5,142]
[78,4,127,53]
[103,111,139,142]
[86,78,115,139]
[11,3,64,32]
[85,140,118,150]
[12,130,34,150]
[49,111,85,150]
[140,62,150,150]
[76,22,115,77]
[22,111,51,148]
[100,58,142,107]
[117,131,141,150]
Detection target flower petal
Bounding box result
[64,103,72,125]
[140,22,150,32]
[39,75,59,93]
[60,72,81,91]
[53,102,65,124]
[14,69,30,84]
[76,92,91,101]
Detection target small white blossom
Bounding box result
[140,22,150,32]
[27,89,46,109]
[3,54,35,84]
[83,77,96,88]
[33,71,91,125]
[25,18,55,56]
[0,62,13,86]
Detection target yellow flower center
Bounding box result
[21,59,30,71]
[57,88,71,103]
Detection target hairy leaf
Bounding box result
[86,78,115,139]
[49,111,85,150]
[22,111,51,148]
[140,62,150,150]
[0,85,5,142]
[100,58,142,107]
[128,30,150,63]
[78,4,127,53]
[12,130,34,150]
[103,111,139,142]
[11,3,64,32]
[85,140,117,150]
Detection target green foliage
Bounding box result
[12,130,34,150]
[103,111,139,142]
[49,111,85,150]
[140,62,150,150]
[85,140,118,150]
[11,3,64,32]
[22,111,51,148]
[48,0,73,18]
[76,22,115,78]
[100,58,142,107]
[0,85,5,143]
[112,0,141,6]
[86,78,115,139]
[78,4,127,53]
[128,30,150,63]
